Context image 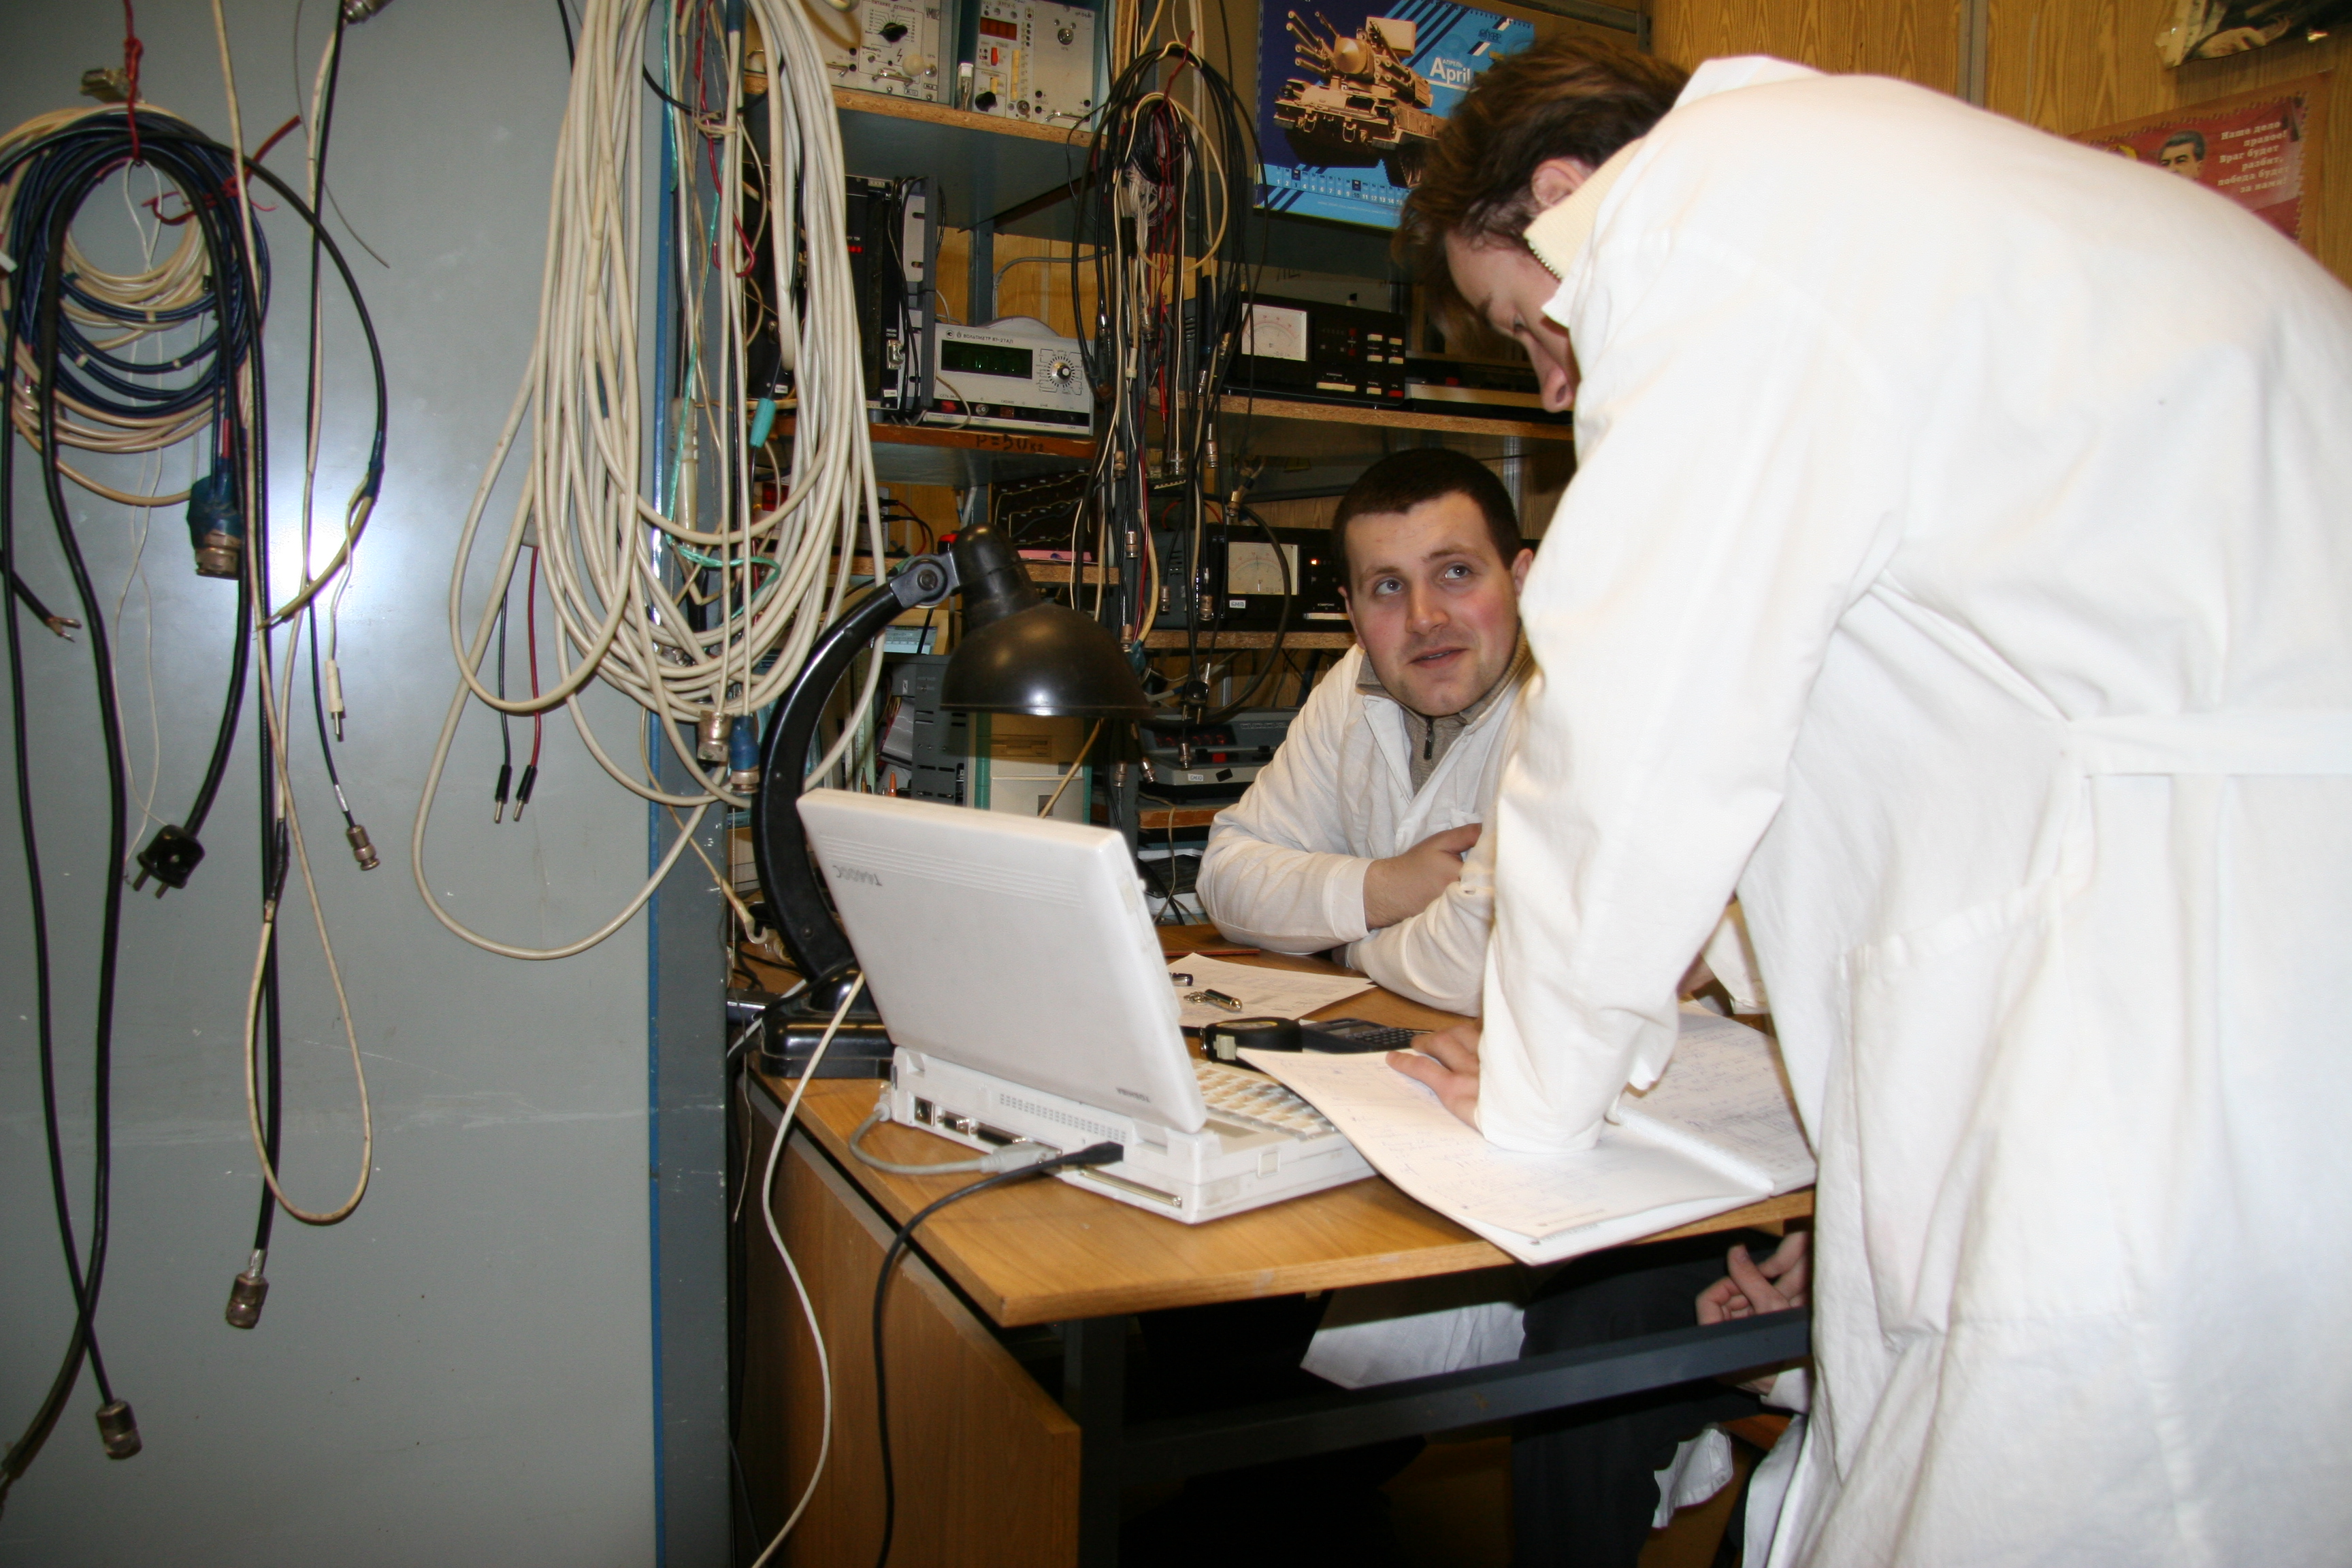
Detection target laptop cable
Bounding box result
[868,1138,1124,1568]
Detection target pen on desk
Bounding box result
[1190,947,1259,958]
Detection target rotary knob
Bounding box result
[1048,357,1075,384]
[878,20,908,39]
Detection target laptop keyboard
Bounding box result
[1192,1058,1337,1139]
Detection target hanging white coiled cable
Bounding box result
[415,0,885,960]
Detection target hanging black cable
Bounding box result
[0,144,154,1513]
[0,104,391,1496]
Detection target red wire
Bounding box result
[122,1,144,165]
[526,547,544,767]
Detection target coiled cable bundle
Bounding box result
[0,105,265,511]
[418,0,885,960]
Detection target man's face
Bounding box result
[1341,492,1535,717]
[2159,143,2204,180]
[1444,233,1581,412]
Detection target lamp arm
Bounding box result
[751,555,957,998]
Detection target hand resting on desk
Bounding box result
[1380,955,1745,1132]
[1384,1022,1482,1125]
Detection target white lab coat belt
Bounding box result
[2027,711,2352,888]
[2065,710,2352,777]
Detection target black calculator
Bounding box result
[1298,1017,1427,1054]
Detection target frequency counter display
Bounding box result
[941,338,1034,379]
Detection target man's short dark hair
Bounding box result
[1331,449,1522,583]
[2161,129,2207,159]
[1397,33,1688,331]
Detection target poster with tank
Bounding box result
[1256,0,1541,229]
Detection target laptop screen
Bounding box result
[796,790,1210,1134]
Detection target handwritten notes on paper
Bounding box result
[1245,1005,1816,1266]
[1164,953,1373,1031]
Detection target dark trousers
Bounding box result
[1512,1235,1774,1568]
[1119,1294,1424,1567]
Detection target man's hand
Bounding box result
[1696,1230,1811,1324]
[1387,1021,1482,1128]
[1362,823,1482,930]
[1696,1230,1811,1394]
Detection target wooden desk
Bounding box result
[734,940,1809,1567]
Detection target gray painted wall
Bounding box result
[0,3,718,1561]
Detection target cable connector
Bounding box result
[726,715,761,791]
[225,1251,269,1329]
[695,708,730,762]
[185,465,244,581]
[131,824,204,895]
[492,762,513,822]
[80,67,131,103]
[344,822,380,871]
[512,764,538,819]
[94,1401,141,1460]
[325,657,347,741]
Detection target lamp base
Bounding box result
[752,994,895,1079]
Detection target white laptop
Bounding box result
[796,789,1373,1222]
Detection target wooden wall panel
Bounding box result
[1986,1,2344,281]
[1654,0,1962,92]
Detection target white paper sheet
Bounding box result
[1618,1008,1816,1194]
[1164,953,1373,1030]
[1240,1049,1754,1245]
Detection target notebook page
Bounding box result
[1613,1008,1816,1194]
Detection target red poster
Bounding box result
[2073,75,2330,248]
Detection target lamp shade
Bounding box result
[941,602,1153,716]
[941,521,1152,717]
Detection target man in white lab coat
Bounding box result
[1389,34,2352,1568]
[1196,448,1535,1015]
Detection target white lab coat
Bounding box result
[1196,646,1514,1013]
[1481,58,2352,1567]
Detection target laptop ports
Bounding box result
[912,1098,935,1126]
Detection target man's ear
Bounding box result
[1527,157,1593,212]
[1509,547,1535,595]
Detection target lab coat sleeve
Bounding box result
[1346,813,1494,1015]
[1196,659,1374,953]
[1477,220,1906,1152]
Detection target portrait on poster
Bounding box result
[2072,76,2330,248]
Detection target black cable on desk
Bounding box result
[868,1141,1125,1568]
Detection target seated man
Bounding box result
[1196,448,1533,1014]
[1198,451,1765,1017]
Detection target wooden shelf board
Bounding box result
[778,414,1094,486]
[1140,807,1223,830]
[1141,630,1354,650]
[833,88,1089,229]
[1218,394,1575,444]
[1022,561,1120,585]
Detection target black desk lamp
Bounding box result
[748,519,1153,1073]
